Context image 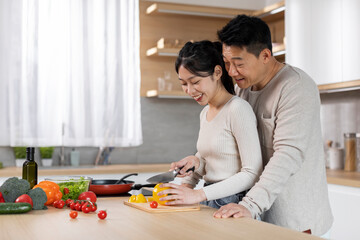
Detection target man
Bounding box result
[214,15,333,236]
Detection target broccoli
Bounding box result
[0,177,30,202]
[27,188,48,210]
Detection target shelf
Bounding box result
[146,2,252,19]
[146,89,191,99]
[318,79,360,93]
[253,0,285,22]
[146,47,181,57]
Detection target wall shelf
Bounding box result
[146,90,190,99]
[146,47,181,57]
[253,0,285,22]
[318,79,360,93]
[146,2,252,19]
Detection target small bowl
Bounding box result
[41,159,53,167]
[45,176,91,200]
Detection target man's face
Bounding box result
[222,44,267,91]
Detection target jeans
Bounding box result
[200,183,249,209]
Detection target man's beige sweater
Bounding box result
[236,64,333,236]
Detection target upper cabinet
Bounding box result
[140,1,285,98]
[286,0,360,92]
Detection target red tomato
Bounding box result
[75,203,82,211]
[78,191,97,203]
[70,202,76,210]
[65,199,74,207]
[69,211,78,219]
[15,194,33,208]
[64,187,69,195]
[150,201,158,208]
[82,206,91,213]
[97,210,107,220]
[90,202,97,212]
[57,200,65,209]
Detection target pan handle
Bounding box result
[115,173,138,184]
[132,183,156,190]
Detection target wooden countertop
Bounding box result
[0,197,321,240]
[0,164,170,178]
[1,164,360,188]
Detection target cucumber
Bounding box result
[0,202,32,214]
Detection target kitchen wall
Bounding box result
[320,89,360,148]
[0,97,202,167]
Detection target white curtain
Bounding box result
[0,0,142,147]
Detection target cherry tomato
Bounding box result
[90,202,97,212]
[75,203,82,211]
[152,183,173,206]
[53,200,60,208]
[69,211,78,219]
[15,194,34,208]
[97,210,107,220]
[57,200,65,209]
[82,206,91,213]
[150,201,158,208]
[78,191,97,203]
[65,199,74,207]
[70,202,76,210]
[64,187,69,195]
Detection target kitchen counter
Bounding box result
[0,197,321,240]
[1,164,359,188]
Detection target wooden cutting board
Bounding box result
[124,201,200,213]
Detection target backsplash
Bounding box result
[0,97,202,167]
[320,89,360,148]
[1,90,359,167]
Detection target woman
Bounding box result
[158,40,263,209]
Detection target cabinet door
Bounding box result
[342,0,360,82]
[286,0,342,85]
[328,184,360,240]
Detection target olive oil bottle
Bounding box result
[22,147,38,188]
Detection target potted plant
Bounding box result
[13,147,27,167]
[40,147,54,167]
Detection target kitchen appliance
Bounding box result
[89,173,155,195]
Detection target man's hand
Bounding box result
[213,203,252,218]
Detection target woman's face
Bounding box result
[178,65,220,106]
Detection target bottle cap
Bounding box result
[26,147,35,153]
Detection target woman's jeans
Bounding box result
[200,183,249,209]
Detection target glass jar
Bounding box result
[344,133,357,171]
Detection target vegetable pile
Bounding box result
[0,177,48,213]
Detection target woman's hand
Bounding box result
[213,203,252,218]
[170,155,200,177]
[158,183,206,205]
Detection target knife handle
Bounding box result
[176,166,195,176]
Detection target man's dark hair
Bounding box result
[217,14,272,57]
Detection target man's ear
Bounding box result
[260,48,272,63]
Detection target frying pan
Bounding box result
[89,173,156,195]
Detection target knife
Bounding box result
[146,166,195,184]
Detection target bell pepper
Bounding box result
[33,181,62,205]
[0,192,5,203]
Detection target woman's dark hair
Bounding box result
[217,14,272,57]
[175,40,234,95]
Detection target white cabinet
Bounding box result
[342,0,360,82]
[286,0,360,85]
[327,184,360,240]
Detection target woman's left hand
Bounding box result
[158,183,206,205]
